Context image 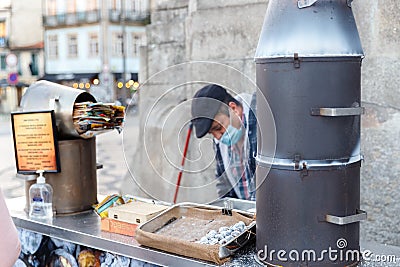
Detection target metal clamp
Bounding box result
[311,104,364,117]
[294,53,300,68]
[222,199,233,216]
[325,210,367,225]
[298,0,318,9]
[347,0,353,7]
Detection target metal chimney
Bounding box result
[255,0,366,266]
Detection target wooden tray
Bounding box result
[135,203,256,265]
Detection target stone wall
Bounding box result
[352,1,400,246]
[123,0,400,246]
[123,0,268,204]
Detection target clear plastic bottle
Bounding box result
[29,170,53,220]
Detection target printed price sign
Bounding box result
[11,111,60,174]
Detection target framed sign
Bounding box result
[11,110,60,174]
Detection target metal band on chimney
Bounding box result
[255,154,363,170]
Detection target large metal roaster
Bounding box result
[254,0,366,266]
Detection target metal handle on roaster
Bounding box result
[311,102,365,117]
[325,210,367,225]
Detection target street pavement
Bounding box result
[0,112,137,200]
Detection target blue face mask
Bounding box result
[220,124,243,146]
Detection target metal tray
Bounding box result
[137,202,256,260]
[218,220,256,259]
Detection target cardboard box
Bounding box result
[108,201,169,224]
[100,217,138,237]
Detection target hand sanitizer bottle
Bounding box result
[29,170,53,220]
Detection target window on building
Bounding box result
[87,0,98,11]
[0,21,6,48]
[130,0,139,13]
[112,32,123,57]
[111,0,121,10]
[128,0,147,13]
[0,21,5,37]
[130,32,146,57]
[67,0,76,13]
[89,33,99,57]
[47,0,57,15]
[68,34,78,57]
[48,35,58,59]
[0,55,6,70]
[30,53,39,76]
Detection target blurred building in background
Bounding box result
[41,0,149,103]
[0,0,149,113]
[0,0,44,113]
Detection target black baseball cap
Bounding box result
[191,84,232,138]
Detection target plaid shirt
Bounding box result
[213,93,257,201]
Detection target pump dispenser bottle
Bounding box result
[29,170,53,219]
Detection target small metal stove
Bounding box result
[20,81,99,214]
[254,0,366,266]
